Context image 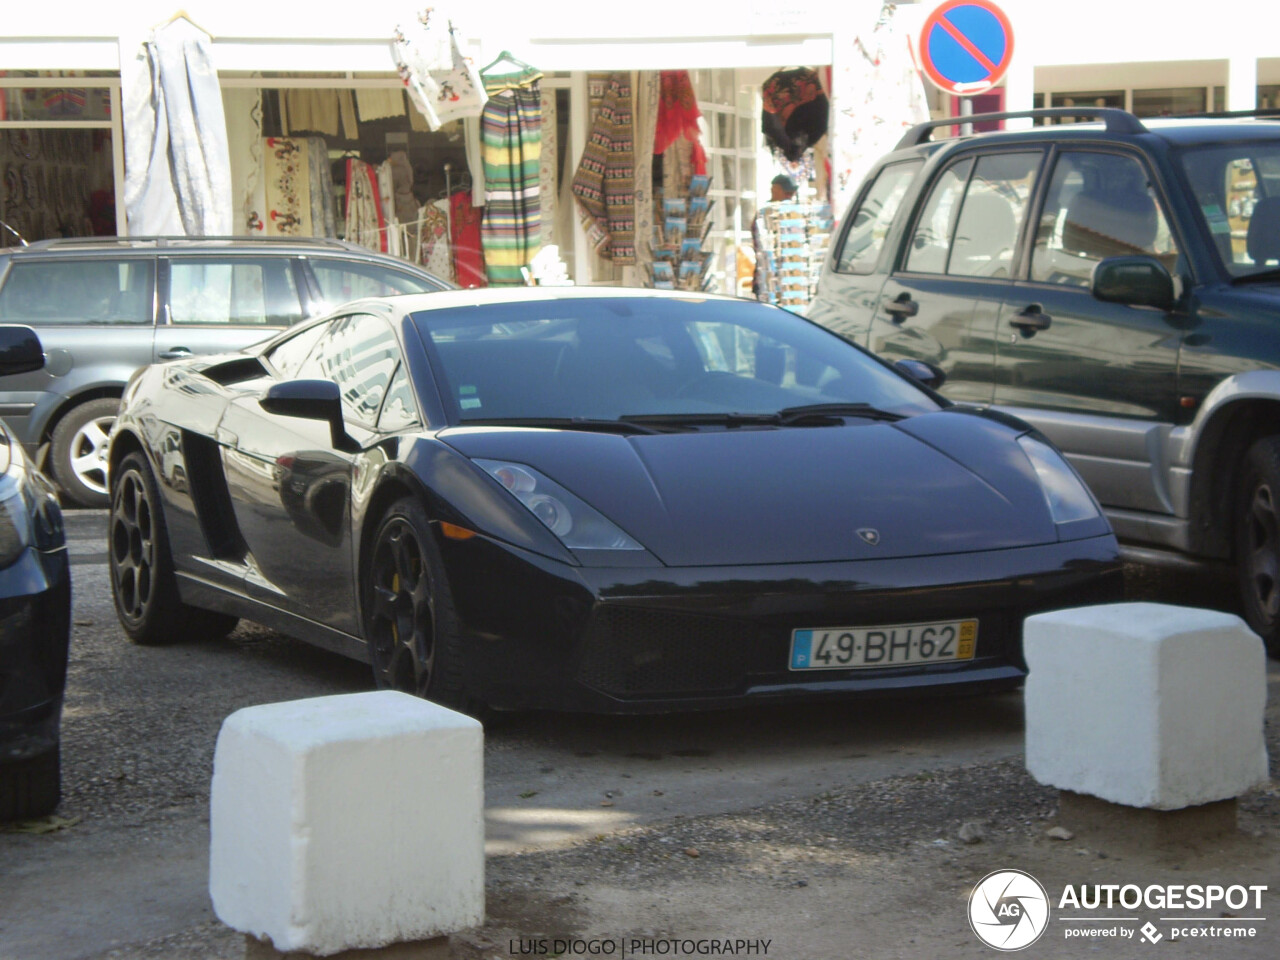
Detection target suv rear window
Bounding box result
[0,259,154,325]
[310,258,441,309]
[834,161,921,274]
[1178,142,1280,278]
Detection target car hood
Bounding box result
[439,412,1061,566]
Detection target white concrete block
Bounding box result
[1024,603,1269,810]
[210,691,484,956]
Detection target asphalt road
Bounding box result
[0,509,1268,959]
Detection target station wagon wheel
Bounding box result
[50,397,121,508]
[365,497,469,708]
[1235,436,1280,658]
[109,452,239,646]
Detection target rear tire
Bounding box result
[49,397,119,509]
[109,452,239,645]
[364,497,473,712]
[0,748,60,822]
[1234,436,1280,658]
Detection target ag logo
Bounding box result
[968,869,1050,951]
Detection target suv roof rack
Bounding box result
[23,236,362,251]
[895,107,1148,149]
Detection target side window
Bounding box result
[1031,151,1180,287]
[0,258,153,325]
[169,258,304,326]
[834,161,922,274]
[378,363,421,432]
[297,313,400,427]
[264,320,331,378]
[948,152,1041,278]
[309,258,441,310]
[905,158,974,274]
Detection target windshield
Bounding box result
[1177,140,1280,279]
[411,297,939,424]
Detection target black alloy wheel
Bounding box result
[1236,437,1280,658]
[365,497,468,708]
[109,452,238,645]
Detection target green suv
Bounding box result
[809,108,1280,654]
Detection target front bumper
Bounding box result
[440,531,1123,713]
[0,545,72,762]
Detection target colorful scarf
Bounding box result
[479,84,542,284]
[571,73,636,264]
[654,71,707,176]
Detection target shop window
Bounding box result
[1039,91,1124,125]
[1260,86,1280,110]
[169,259,304,326]
[1132,87,1206,118]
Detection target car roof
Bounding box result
[898,109,1280,154]
[10,236,387,257]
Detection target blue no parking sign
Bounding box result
[919,0,1015,96]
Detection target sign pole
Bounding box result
[959,96,973,137]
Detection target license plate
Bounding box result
[789,619,977,671]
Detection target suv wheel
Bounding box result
[1235,436,1280,658]
[49,398,120,509]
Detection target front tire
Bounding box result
[1235,436,1280,658]
[50,397,120,508]
[109,452,238,645]
[364,497,470,710]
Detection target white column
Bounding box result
[1228,54,1258,112]
[1002,55,1036,130]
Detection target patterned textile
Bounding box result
[479,84,542,285]
[345,157,386,252]
[419,200,454,282]
[222,88,266,234]
[264,137,312,236]
[450,190,487,287]
[539,86,557,249]
[829,5,929,218]
[654,71,707,177]
[306,136,337,238]
[394,9,487,131]
[628,71,661,283]
[571,73,636,264]
[761,67,829,163]
[376,159,400,257]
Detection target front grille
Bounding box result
[576,606,751,698]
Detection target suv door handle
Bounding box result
[883,293,919,323]
[159,347,193,360]
[1009,305,1052,336]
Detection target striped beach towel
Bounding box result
[480,85,542,285]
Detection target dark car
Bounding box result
[106,288,1121,714]
[0,236,449,507]
[809,107,1280,657]
[0,326,71,820]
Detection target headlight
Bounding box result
[1017,435,1100,524]
[0,493,31,567]
[476,459,644,551]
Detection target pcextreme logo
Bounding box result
[968,870,1051,951]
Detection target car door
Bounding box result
[0,255,155,445]
[156,255,309,363]
[217,312,400,635]
[993,148,1185,515]
[807,159,922,344]
[870,150,1045,405]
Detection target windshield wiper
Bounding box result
[619,412,782,429]
[1231,267,1280,285]
[776,402,904,424]
[461,417,662,435]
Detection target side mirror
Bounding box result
[894,358,947,391]
[0,324,45,376]
[260,379,358,452]
[1092,256,1176,310]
